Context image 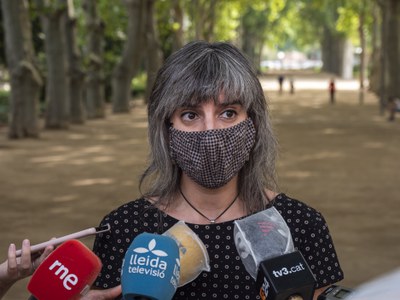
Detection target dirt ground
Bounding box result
[1,73,399,299]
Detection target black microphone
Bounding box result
[256,251,316,300]
[318,285,353,299]
[234,207,316,300]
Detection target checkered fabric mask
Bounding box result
[169,118,256,189]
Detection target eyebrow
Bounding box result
[220,100,242,106]
[179,100,242,109]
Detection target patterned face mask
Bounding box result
[169,118,256,189]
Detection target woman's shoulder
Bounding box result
[272,193,326,225]
[99,198,153,223]
[269,193,344,288]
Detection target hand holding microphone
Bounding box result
[80,285,122,300]
[1,225,111,300]
[234,207,316,300]
[0,239,53,299]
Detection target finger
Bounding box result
[83,285,122,300]
[7,243,18,277]
[37,244,54,264]
[20,239,32,275]
[104,285,122,299]
[32,237,55,271]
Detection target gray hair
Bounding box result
[140,41,278,213]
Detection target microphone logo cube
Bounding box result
[121,233,180,300]
[256,251,316,300]
[27,240,102,300]
[128,238,171,277]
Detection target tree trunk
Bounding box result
[358,6,367,105]
[36,0,70,129]
[1,0,43,138]
[190,0,217,42]
[66,0,86,123]
[112,0,146,113]
[380,1,388,114]
[83,0,105,119]
[144,0,163,103]
[191,0,203,40]
[386,0,400,99]
[240,7,266,73]
[171,0,184,53]
[203,0,217,42]
[341,39,354,79]
[368,2,381,97]
[321,28,353,79]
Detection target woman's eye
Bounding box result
[221,109,237,119]
[181,111,197,121]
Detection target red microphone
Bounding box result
[27,240,102,300]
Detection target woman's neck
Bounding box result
[165,175,246,224]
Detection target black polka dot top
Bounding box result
[93,193,344,299]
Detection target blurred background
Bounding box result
[0,0,399,299]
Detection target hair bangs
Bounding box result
[164,52,253,117]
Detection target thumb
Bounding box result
[82,285,122,300]
[102,285,122,299]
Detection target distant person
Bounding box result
[387,96,400,121]
[289,76,295,94]
[278,74,285,94]
[329,78,336,104]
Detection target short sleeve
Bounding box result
[92,214,125,289]
[92,201,145,289]
[274,194,344,288]
[92,199,167,290]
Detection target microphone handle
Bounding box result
[27,296,37,300]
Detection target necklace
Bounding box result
[179,187,239,224]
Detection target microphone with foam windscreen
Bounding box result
[27,239,102,300]
[234,207,316,300]
[162,221,210,286]
[121,232,180,300]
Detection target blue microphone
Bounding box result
[121,233,180,300]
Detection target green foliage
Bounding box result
[213,1,241,42]
[74,0,127,78]
[0,0,380,112]
[131,72,147,97]
[336,0,375,46]
[155,0,176,58]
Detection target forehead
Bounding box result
[165,95,249,121]
[177,95,243,108]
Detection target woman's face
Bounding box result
[170,97,248,132]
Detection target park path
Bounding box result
[1,73,399,299]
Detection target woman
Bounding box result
[93,41,344,299]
